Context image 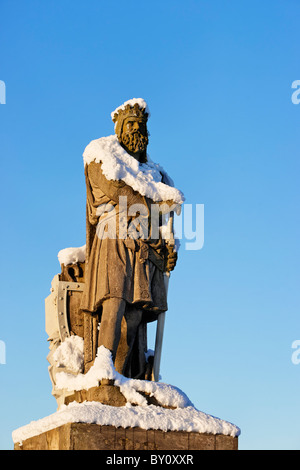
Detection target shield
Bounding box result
[45,263,86,407]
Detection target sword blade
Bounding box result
[152,210,175,382]
[152,272,170,381]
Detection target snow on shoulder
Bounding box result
[12,346,241,444]
[83,135,184,206]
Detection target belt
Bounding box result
[124,239,165,272]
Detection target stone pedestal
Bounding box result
[14,423,238,451]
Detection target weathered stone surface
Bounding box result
[14,424,72,450]
[215,433,238,450]
[14,423,238,450]
[188,430,215,450]
[64,383,127,407]
[63,383,177,409]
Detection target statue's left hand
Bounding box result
[165,245,178,272]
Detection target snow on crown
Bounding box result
[111,98,150,124]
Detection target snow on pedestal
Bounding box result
[12,346,240,446]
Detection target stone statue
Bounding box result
[46,98,184,407]
[16,99,240,450]
[80,99,184,379]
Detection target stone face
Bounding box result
[14,423,238,451]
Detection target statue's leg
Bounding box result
[114,304,143,377]
[83,312,99,373]
[98,297,126,361]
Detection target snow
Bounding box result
[55,346,192,408]
[83,134,184,206]
[12,401,240,445]
[12,345,240,445]
[111,98,150,122]
[57,245,86,266]
[53,336,84,374]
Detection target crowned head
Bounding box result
[111,99,150,162]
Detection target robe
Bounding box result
[81,160,169,316]
[80,160,175,377]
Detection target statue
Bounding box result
[80,99,183,378]
[45,98,184,406]
[13,99,240,450]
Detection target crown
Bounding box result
[111,100,149,139]
[112,103,148,123]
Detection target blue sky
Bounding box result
[0,0,299,450]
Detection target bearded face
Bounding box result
[120,117,149,157]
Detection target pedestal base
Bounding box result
[14,423,238,450]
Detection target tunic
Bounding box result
[80,160,171,322]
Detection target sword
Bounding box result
[152,211,174,382]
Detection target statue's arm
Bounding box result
[88,160,180,210]
[87,161,151,208]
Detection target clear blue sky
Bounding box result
[0,0,299,450]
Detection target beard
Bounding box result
[121,131,148,155]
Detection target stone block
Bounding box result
[14,423,238,450]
